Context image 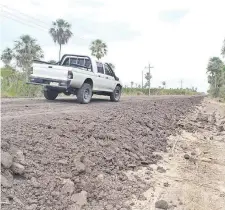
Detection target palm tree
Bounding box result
[162,81,166,88]
[89,39,107,60]
[14,35,44,74]
[131,81,134,88]
[1,47,13,66]
[49,19,73,61]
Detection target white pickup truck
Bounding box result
[28,54,122,104]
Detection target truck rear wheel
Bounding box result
[110,85,121,102]
[77,83,92,104]
[44,89,58,100]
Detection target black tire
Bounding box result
[44,89,58,100]
[110,85,121,102]
[64,91,71,96]
[77,83,92,104]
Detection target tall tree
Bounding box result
[49,19,73,61]
[89,39,107,60]
[207,57,224,97]
[162,81,166,88]
[1,47,13,67]
[222,38,225,57]
[14,35,44,76]
[131,81,134,88]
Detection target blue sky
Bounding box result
[1,0,225,92]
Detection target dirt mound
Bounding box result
[1,96,203,210]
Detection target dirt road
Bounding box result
[1,96,224,210]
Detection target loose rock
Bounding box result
[155,200,169,209]
[30,177,40,188]
[26,204,38,210]
[61,179,74,195]
[68,204,81,210]
[1,175,12,188]
[217,125,225,132]
[157,166,166,173]
[163,182,169,187]
[74,160,86,174]
[58,159,68,165]
[1,151,13,168]
[11,162,25,175]
[71,190,87,206]
[196,113,208,122]
[10,147,26,165]
[184,154,190,160]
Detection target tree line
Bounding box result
[206,39,225,99]
[1,18,113,75]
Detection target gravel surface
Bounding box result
[1,96,203,210]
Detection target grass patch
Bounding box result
[1,67,42,98]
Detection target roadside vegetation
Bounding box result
[206,39,225,101]
[122,87,198,96]
[1,67,42,97]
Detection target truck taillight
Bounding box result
[68,71,73,79]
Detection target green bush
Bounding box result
[122,87,198,96]
[1,67,42,97]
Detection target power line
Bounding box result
[1,13,89,41]
[179,79,183,89]
[1,13,49,31]
[1,13,48,32]
[0,4,50,27]
[2,10,49,30]
[0,4,93,37]
[0,4,95,41]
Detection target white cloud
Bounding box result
[1,0,225,92]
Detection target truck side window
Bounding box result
[85,59,92,71]
[96,62,104,74]
[70,58,78,66]
[63,58,70,66]
[77,58,85,66]
[104,64,114,77]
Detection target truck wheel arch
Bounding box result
[83,78,93,88]
[116,84,122,89]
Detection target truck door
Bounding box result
[103,63,117,91]
[95,62,108,91]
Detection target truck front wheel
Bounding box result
[44,89,58,100]
[110,85,121,102]
[77,83,92,104]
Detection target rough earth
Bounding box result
[1,96,203,210]
[126,98,225,210]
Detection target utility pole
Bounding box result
[145,63,154,96]
[180,79,183,89]
[142,70,144,89]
